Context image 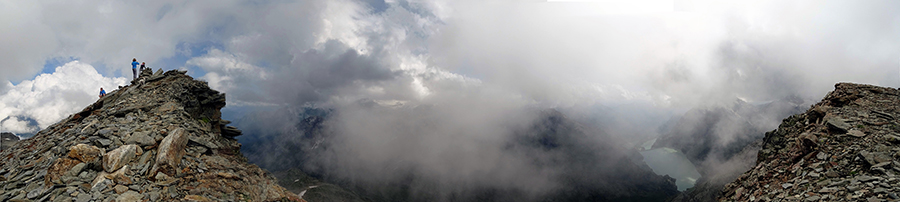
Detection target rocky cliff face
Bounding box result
[0,69,301,202]
[720,83,900,201]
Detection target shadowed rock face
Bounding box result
[721,83,900,201]
[0,69,301,202]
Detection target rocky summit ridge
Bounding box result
[720,83,900,202]
[0,69,302,201]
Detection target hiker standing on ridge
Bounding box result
[140,62,146,72]
[99,88,106,98]
[131,58,139,79]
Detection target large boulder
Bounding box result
[103,144,141,173]
[68,143,103,165]
[154,128,188,177]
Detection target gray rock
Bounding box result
[805,195,820,202]
[817,152,828,160]
[114,185,128,194]
[76,192,91,202]
[91,178,112,193]
[66,163,86,177]
[782,183,793,189]
[149,191,160,201]
[98,129,113,136]
[102,144,140,173]
[222,126,242,137]
[125,132,155,146]
[26,186,47,199]
[848,130,866,137]
[826,116,851,132]
[809,172,820,178]
[873,161,891,168]
[97,139,112,147]
[818,187,838,193]
[117,190,143,202]
[861,151,878,165]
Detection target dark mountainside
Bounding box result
[720,83,900,201]
[240,107,680,202]
[653,98,804,202]
[0,69,301,201]
[512,110,679,202]
[0,132,19,151]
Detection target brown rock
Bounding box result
[67,144,102,165]
[107,165,133,185]
[799,132,818,148]
[185,195,212,202]
[155,128,188,176]
[46,158,81,185]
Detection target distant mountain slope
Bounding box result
[240,107,679,202]
[654,97,805,202]
[0,132,19,151]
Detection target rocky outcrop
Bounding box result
[0,69,301,201]
[0,132,19,151]
[720,83,900,201]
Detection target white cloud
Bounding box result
[0,1,57,84]
[189,49,268,94]
[0,61,127,134]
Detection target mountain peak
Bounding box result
[0,69,302,201]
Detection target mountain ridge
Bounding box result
[0,68,302,201]
[720,83,900,201]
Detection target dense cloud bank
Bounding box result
[0,62,126,134]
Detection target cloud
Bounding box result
[0,1,57,84]
[0,61,127,134]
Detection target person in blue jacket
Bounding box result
[131,58,139,79]
[99,88,107,98]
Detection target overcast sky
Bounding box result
[1,0,898,199]
[2,1,898,132]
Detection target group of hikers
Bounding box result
[99,58,148,98]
